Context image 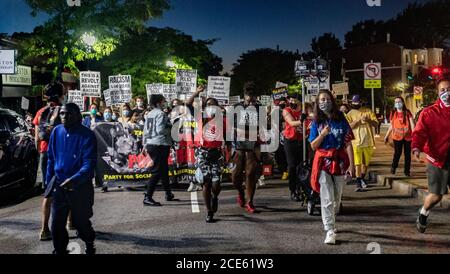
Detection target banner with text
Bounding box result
[80,71,101,97]
[176,69,197,95]
[207,76,231,105]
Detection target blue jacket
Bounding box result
[82,116,103,129]
[46,124,97,187]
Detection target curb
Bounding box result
[375,173,450,209]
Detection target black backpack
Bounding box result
[38,106,61,142]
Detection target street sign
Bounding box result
[332,82,349,96]
[2,65,31,86]
[0,50,15,74]
[364,62,382,89]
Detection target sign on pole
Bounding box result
[272,87,288,102]
[207,76,231,105]
[2,65,31,86]
[228,96,241,105]
[176,69,197,96]
[68,90,85,111]
[259,95,272,106]
[146,83,164,103]
[0,49,15,74]
[21,97,29,110]
[364,63,382,88]
[80,71,101,97]
[163,84,178,103]
[109,75,132,104]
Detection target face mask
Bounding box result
[104,113,112,121]
[90,109,97,116]
[205,107,217,117]
[352,104,361,110]
[137,102,144,108]
[395,102,403,110]
[440,91,450,107]
[123,110,130,117]
[112,114,117,121]
[319,102,333,113]
[290,103,298,109]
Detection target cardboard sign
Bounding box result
[176,69,197,95]
[80,71,101,97]
[68,90,85,111]
[21,97,29,110]
[207,76,231,105]
[275,82,288,88]
[332,82,349,96]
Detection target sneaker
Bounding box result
[360,178,368,189]
[143,195,162,207]
[245,202,256,214]
[165,192,175,201]
[205,212,214,223]
[281,172,289,180]
[195,185,203,191]
[101,187,108,193]
[416,211,428,233]
[237,192,245,208]
[258,178,266,187]
[324,230,336,245]
[187,182,195,192]
[333,228,338,234]
[354,181,363,192]
[290,191,301,202]
[39,229,52,241]
[391,168,396,175]
[405,172,411,177]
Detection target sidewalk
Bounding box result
[369,128,450,209]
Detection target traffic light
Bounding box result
[406,70,414,81]
[428,66,443,80]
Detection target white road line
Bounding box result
[191,191,200,213]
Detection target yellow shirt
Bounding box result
[346,108,378,148]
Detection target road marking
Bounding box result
[191,191,200,213]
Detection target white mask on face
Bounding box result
[205,106,217,117]
[440,91,450,107]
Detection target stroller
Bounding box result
[296,160,320,216]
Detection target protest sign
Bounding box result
[163,84,178,102]
[272,87,288,102]
[176,69,197,95]
[68,90,85,111]
[259,95,272,106]
[228,96,241,105]
[21,97,29,110]
[207,76,231,105]
[80,71,101,97]
[146,83,164,102]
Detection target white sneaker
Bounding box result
[324,230,336,245]
[258,178,266,186]
[187,182,195,192]
[333,228,338,233]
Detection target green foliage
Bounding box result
[23,0,170,78]
[99,27,222,97]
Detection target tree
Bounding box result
[344,20,387,48]
[99,27,223,97]
[231,48,301,96]
[311,33,341,58]
[24,0,170,79]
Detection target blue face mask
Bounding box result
[90,109,98,116]
[111,114,117,121]
[104,112,112,121]
[394,102,403,110]
[123,110,130,117]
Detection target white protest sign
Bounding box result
[259,95,272,106]
[68,90,84,111]
[103,89,112,107]
[176,69,197,95]
[21,97,29,110]
[207,76,231,105]
[146,83,164,103]
[275,82,288,88]
[163,84,178,102]
[80,71,101,97]
[0,50,15,74]
[109,75,132,104]
[229,96,241,105]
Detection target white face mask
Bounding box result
[440,91,450,107]
[137,101,144,108]
[205,106,217,117]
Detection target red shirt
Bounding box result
[412,100,450,168]
[33,107,49,153]
[283,107,302,141]
[195,117,226,149]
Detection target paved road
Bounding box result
[1,178,449,254]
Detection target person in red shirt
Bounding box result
[412,78,450,233]
[384,97,415,176]
[33,82,64,241]
[282,96,304,201]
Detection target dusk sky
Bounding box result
[0,0,430,72]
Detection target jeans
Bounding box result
[319,171,346,232]
[392,139,411,174]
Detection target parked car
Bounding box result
[0,107,39,191]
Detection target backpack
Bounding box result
[38,106,61,142]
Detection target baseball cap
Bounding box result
[351,95,361,103]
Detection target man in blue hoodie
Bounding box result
[46,103,97,254]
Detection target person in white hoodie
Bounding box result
[143,94,175,206]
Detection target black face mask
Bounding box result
[279,104,286,109]
[290,103,298,109]
[352,104,361,110]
